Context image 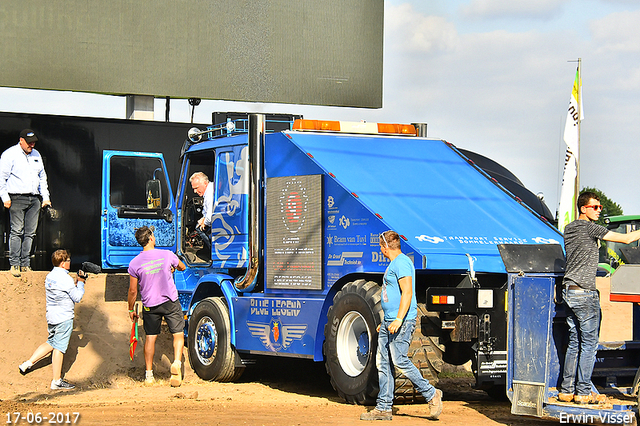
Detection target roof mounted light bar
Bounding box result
[293,119,417,136]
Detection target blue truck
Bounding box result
[100,113,565,404]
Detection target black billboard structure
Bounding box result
[1,0,383,108]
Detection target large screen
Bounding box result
[266,175,323,290]
[0,0,383,108]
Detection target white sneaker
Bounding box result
[144,371,154,386]
[51,379,75,390]
[19,361,32,375]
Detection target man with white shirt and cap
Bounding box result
[0,129,51,276]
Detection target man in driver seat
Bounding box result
[189,172,213,253]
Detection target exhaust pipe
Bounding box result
[234,114,264,291]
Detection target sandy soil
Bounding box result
[0,272,627,426]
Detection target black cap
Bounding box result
[19,129,38,143]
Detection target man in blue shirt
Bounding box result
[360,230,443,421]
[0,129,51,276]
[18,249,85,390]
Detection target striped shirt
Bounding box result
[563,219,608,291]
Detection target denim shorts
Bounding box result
[47,319,74,353]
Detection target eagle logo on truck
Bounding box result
[247,319,307,351]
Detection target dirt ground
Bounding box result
[0,272,629,425]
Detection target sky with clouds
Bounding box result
[1,0,640,215]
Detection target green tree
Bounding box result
[581,186,623,226]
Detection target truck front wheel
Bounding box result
[188,297,243,382]
[324,279,381,405]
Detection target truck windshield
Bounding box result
[600,217,640,268]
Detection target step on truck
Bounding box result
[101,113,563,404]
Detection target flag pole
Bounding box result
[557,59,583,232]
[575,58,581,220]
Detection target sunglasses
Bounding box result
[585,204,603,212]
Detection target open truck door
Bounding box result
[101,150,177,269]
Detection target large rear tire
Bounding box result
[324,282,445,405]
[324,279,382,405]
[188,297,244,382]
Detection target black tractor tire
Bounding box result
[188,297,244,382]
[485,385,509,401]
[393,304,445,403]
[324,279,382,405]
[442,341,474,366]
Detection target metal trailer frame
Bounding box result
[501,244,638,425]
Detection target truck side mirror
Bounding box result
[146,179,162,209]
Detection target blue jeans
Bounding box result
[560,288,600,396]
[376,318,436,411]
[196,225,211,252]
[8,194,41,267]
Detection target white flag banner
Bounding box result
[558,67,583,232]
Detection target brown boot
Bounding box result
[10,265,21,277]
[427,389,444,420]
[360,408,392,421]
[591,392,607,404]
[574,394,592,404]
[558,393,574,402]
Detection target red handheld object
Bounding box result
[129,307,139,361]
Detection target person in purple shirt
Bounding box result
[128,226,186,387]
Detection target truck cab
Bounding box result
[599,215,640,273]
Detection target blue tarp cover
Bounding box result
[286,131,563,273]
